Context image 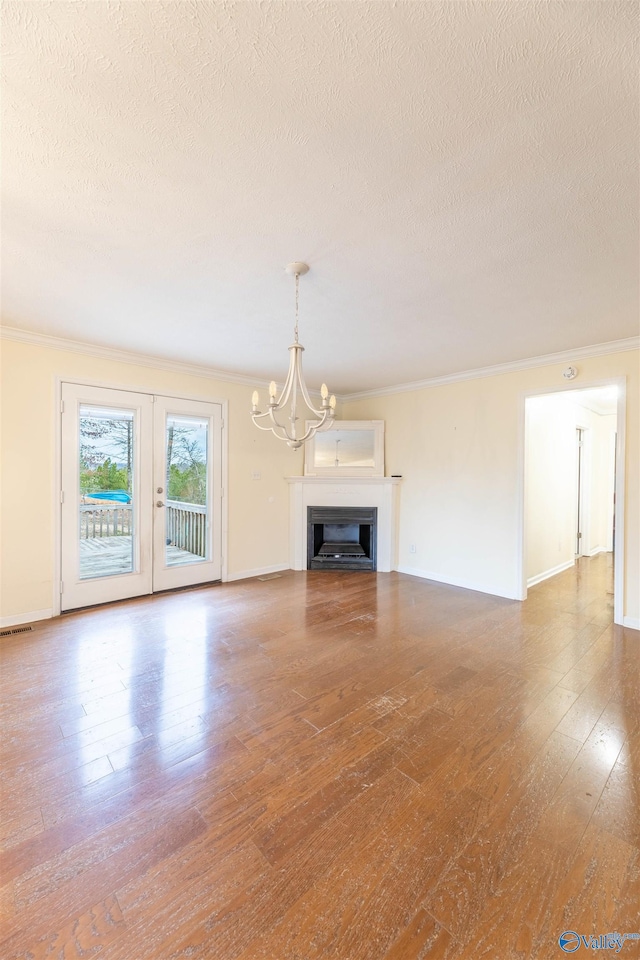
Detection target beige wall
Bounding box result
[343,350,639,627]
[595,414,617,553]
[525,394,577,584]
[0,337,303,622]
[1,337,638,629]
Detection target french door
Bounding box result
[60,383,222,611]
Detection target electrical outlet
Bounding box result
[251,471,261,480]
[410,543,416,554]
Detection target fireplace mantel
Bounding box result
[286,476,401,572]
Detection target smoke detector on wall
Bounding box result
[562,366,578,380]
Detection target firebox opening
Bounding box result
[307,507,377,571]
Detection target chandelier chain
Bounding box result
[294,272,299,343]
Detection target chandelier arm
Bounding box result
[292,411,331,445]
[267,407,293,435]
[270,422,297,443]
[294,349,328,417]
[257,402,302,442]
[251,409,295,442]
[251,413,295,444]
[275,346,298,409]
[260,404,331,445]
[251,348,298,436]
[261,404,330,444]
[251,413,280,430]
[290,357,299,444]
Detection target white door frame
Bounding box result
[53,377,228,616]
[574,423,590,558]
[60,383,154,610]
[517,376,626,626]
[152,395,223,592]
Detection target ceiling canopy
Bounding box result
[2,1,638,393]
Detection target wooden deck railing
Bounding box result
[80,504,132,538]
[79,500,207,558]
[165,500,207,558]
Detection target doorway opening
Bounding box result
[522,382,622,622]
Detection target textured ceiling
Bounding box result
[2,0,638,394]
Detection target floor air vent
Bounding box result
[257,573,282,581]
[0,625,35,637]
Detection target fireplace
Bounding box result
[288,477,400,572]
[307,506,377,571]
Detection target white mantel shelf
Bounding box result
[286,477,402,485]
[286,476,401,573]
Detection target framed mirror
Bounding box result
[304,420,385,477]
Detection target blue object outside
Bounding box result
[85,490,131,503]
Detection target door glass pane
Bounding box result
[165,415,209,566]
[78,405,134,579]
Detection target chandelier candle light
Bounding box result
[251,262,336,449]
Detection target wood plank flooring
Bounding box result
[79,537,200,578]
[1,553,638,959]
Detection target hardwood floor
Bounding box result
[1,554,638,958]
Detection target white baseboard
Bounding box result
[527,559,575,588]
[395,565,520,601]
[0,608,53,629]
[225,563,290,583]
[587,546,607,557]
[622,617,640,631]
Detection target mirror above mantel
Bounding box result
[304,420,384,477]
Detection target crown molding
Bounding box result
[2,325,637,402]
[339,337,640,402]
[0,325,262,389]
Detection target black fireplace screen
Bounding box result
[307,506,377,571]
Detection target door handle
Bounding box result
[156,500,164,508]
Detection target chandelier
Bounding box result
[251,262,336,449]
